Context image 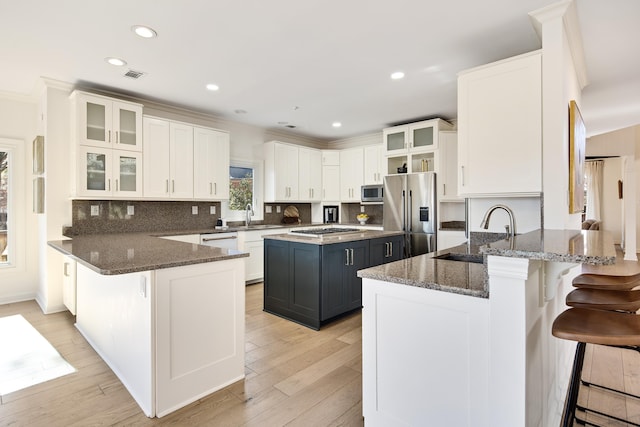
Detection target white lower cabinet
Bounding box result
[62,255,77,315]
[237,228,289,283]
[75,258,245,418]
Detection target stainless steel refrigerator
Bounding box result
[383,173,436,257]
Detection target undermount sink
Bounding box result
[433,253,484,264]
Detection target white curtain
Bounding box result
[585,160,603,220]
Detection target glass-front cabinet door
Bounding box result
[113,101,143,151]
[81,96,113,148]
[113,150,142,196]
[78,146,112,197]
[74,91,143,151]
[383,126,408,156]
[410,124,435,150]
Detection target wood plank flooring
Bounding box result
[2,249,640,426]
[0,284,364,426]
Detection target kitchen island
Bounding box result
[263,228,404,329]
[358,229,616,427]
[49,233,249,418]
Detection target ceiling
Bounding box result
[0,0,638,141]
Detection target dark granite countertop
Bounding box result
[49,233,248,275]
[357,229,617,299]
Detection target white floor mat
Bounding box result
[0,314,76,395]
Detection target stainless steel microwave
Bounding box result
[361,185,383,203]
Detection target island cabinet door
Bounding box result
[321,240,369,320]
[288,242,321,323]
[264,239,290,312]
[369,235,405,267]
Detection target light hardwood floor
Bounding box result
[0,284,364,426]
[2,261,640,426]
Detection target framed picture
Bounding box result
[568,100,586,214]
[32,135,44,175]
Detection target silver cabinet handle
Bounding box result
[63,262,70,277]
[461,166,465,186]
[107,179,111,191]
[116,179,119,192]
[209,182,212,195]
[214,182,217,195]
[116,131,119,144]
[345,249,350,265]
[166,180,169,193]
[172,180,175,193]
[108,130,111,143]
[202,236,237,242]
[350,248,354,265]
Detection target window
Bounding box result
[229,166,253,211]
[221,159,263,222]
[0,150,7,263]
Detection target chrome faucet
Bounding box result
[480,204,516,239]
[245,203,254,226]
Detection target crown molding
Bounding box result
[529,0,588,89]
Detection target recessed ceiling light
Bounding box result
[105,57,127,67]
[332,122,342,128]
[391,71,405,80]
[132,25,157,38]
[206,84,219,91]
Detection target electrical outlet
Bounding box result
[90,205,99,216]
[210,206,216,214]
[360,206,365,213]
[127,205,135,216]
[192,206,198,215]
[276,206,281,213]
[265,205,272,214]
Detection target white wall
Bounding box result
[0,93,39,304]
[600,158,623,244]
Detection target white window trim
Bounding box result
[0,137,25,270]
[221,158,264,222]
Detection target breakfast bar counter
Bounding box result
[358,229,616,427]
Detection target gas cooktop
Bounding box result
[289,227,362,238]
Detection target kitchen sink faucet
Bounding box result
[480,204,516,239]
[246,203,254,226]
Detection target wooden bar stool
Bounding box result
[552,308,640,427]
[573,272,640,291]
[566,288,640,312]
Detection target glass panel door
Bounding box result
[86,152,107,190]
[118,108,138,147]
[118,155,138,192]
[412,126,434,149]
[86,102,107,143]
[386,131,405,151]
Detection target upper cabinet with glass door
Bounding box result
[383,118,453,156]
[71,91,143,152]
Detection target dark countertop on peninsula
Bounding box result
[357,229,617,299]
[49,233,248,275]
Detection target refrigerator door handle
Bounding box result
[408,190,413,232]
[401,190,406,231]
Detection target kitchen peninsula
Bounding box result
[48,233,249,418]
[358,229,616,427]
[263,228,404,329]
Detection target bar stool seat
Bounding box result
[573,272,640,291]
[566,288,640,312]
[553,308,640,426]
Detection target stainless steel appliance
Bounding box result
[383,173,436,257]
[361,184,383,203]
[323,205,339,223]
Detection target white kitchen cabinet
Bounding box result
[193,127,230,200]
[298,147,322,202]
[363,144,384,185]
[340,147,364,202]
[143,117,194,199]
[71,91,143,151]
[322,150,340,166]
[62,254,77,315]
[264,141,300,202]
[458,51,542,196]
[383,119,453,157]
[438,131,462,201]
[76,146,143,197]
[322,165,340,201]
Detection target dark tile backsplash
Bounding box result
[70,200,222,235]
